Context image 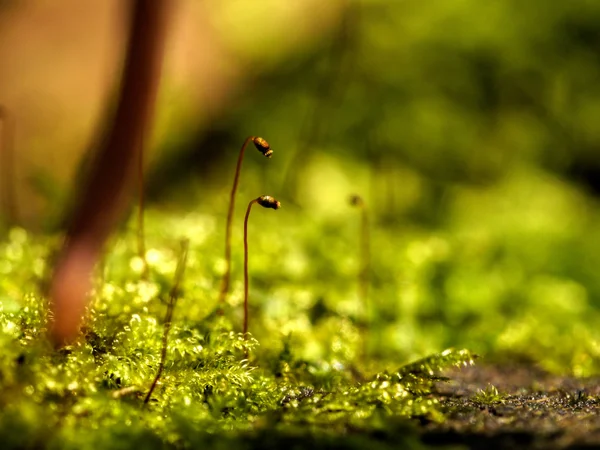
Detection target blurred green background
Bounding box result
[2,0,600,375]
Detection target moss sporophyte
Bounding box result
[243,196,281,348]
[218,137,273,308]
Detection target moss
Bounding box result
[1,165,600,448]
[0,287,475,447]
[471,384,506,406]
[0,222,481,448]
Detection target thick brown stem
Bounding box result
[49,0,170,346]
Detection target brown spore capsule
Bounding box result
[257,195,281,210]
[253,137,273,158]
[349,194,364,207]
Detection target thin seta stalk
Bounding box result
[243,195,281,350]
[0,105,18,227]
[144,238,189,404]
[350,194,370,354]
[218,137,273,307]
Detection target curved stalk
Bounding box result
[243,195,281,339]
[218,137,273,307]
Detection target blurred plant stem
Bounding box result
[137,130,149,278]
[0,105,18,227]
[48,0,170,346]
[283,1,356,202]
[350,194,370,357]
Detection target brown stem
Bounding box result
[219,136,252,307]
[243,195,280,354]
[48,0,170,346]
[218,137,273,307]
[144,238,189,404]
[0,105,18,227]
[243,198,258,337]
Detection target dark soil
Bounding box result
[422,363,600,450]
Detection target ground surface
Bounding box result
[422,363,600,450]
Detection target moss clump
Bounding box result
[471,384,506,406]
[0,223,477,448]
[3,164,598,448]
[0,291,475,448]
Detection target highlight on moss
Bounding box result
[218,137,274,307]
[243,195,281,343]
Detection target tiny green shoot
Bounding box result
[472,384,506,405]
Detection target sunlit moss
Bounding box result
[0,239,476,447]
[1,163,600,447]
[472,384,506,405]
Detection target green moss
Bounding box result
[0,285,475,447]
[0,222,480,448]
[471,385,506,406]
[1,162,600,448]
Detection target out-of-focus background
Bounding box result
[4,0,599,223]
[2,0,600,372]
[0,0,345,223]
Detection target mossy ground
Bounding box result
[1,164,600,449]
[426,363,600,449]
[0,219,476,450]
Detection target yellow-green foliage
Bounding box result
[0,222,477,449]
[1,158,600,448]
